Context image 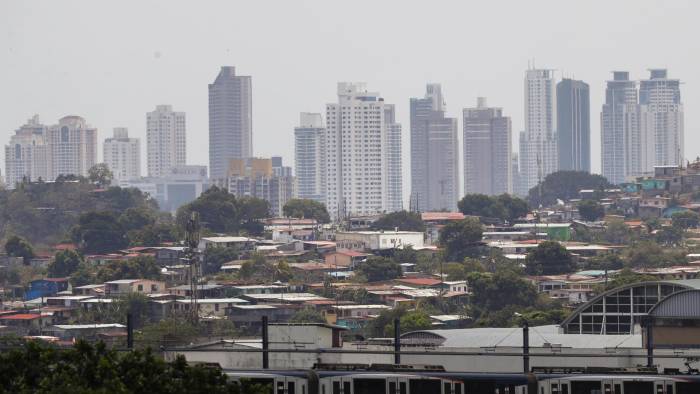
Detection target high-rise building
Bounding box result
[47,116,97,180]
[4,115,50,188]
[325,83,402,219]
[519,69,557,192]
[410,84,459,212]
[294,113,326,204]
[146,105,186,178]
[103,128,141,182]
[601,69,683,184]
[601,71,638,184]
[209,66,252,180]
[639,69,684,169]
[557,79,590,172]
[463,97,512,196]
[224,157,294,217]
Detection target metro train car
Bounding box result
[223,364,700,394]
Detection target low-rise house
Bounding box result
[230,284,288,296]
[335,231,424,252]
[46,323,126,342]
[46,295,94,307]
[198,236,257,251]
[241,293,329,305]
[73,284,105,297]
[331,304,391,319]
[422,212,466,245]
[104,279,165,296]
[226,304,299,328]
[0,313,51,335]
[173,298,249,317]
[168,284,225,298]
[154,247,187,266]
[26,278,71,300]
[324,251,369,269]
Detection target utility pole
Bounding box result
[185,212,201,324]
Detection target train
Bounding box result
[223,364,700,394]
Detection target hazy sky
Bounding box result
[2,1,698,201]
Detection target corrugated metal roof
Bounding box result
[650,289,700,318]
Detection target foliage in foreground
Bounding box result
[0,341,268,394]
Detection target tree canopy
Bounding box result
[371,210,425,232]
[457,194,529,223]
[71,211,128,254]
[355,256,402,282]
[4,235,34,262]
[289,307,326,324]
[88,163,114,187]
[282,199,330,223]
[48,249,83,278]
[672,210,700,230]
[438,217,484,261]
[0,341,263,393]
[0,182,158,246]
[524,241,575,275]
[578,200,605,221]
[176,186,269,236]
[528,171,612,207]
[468,268,538,313]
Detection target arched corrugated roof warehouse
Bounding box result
[649,289,700,318]
[560,280,700,335]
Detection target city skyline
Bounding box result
[3,1,700,204]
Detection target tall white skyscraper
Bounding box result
[519,68,557,193]
[294,113,326,204]
[325,83,402,219]
[208,66,253,180]
[601,71,638,184]
[463,97,512,196]
[601,69,683,184]
[4,115,50,188]
[47,115,97,180]
[410,84,459,212]
[147,105,186,177]
[639,69,684,169]
[103,127,141,182]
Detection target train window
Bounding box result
[288,382,295,394]
[667,384,674,394]
[561,383,568,394]
[605,383,612,393]
[303,385,306,394]
[353,378,384,394]
[333,381,340,394]
[278,381,285,394]
[344,381,351,394]
[409,379,441,393]
[399,382,406,394]
[657,384,664,393]
[551,383,559,393]
[444,382,451,394]
[454,383,462,394]
[389,382,396,394]
[614,384,621,394]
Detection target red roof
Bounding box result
[336,250,369,257]
[53,243,77,251]
[1,313,41,320]
[395,278,442,286]
[421,212,465,221]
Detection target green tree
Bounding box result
[118,207,156,231]
[4,235,34,263]
[497,194,530,222]
[624,241,666,268]
[355,256,402,282]
[468,269,538,313]
[383,310,432,336]
[438,217,484,261]
[202,246,240,275]
[528,171,612,207]
[656,226,683,246]
[524,241,575,275]
[47,249,83,278]
[578,199,605,221]
[282,198,331,223]
[0,341,259,393]
[458,194,506,219]
[88,163,114,186]
[597,268,656,291]
[672,210,700,230]
[392,245,418,265]
[71,211,128,254]
[289,307,326,323]
[371,210,425,232]
[602,219,632,245]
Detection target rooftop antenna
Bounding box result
[185,212,201,324]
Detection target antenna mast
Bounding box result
[185,212,201,324]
